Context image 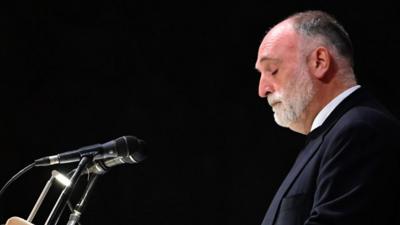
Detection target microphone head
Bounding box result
[129,138,147,163]
[85,136,147,174]
[111,135,147,163]
[102,135,144,158]
[121,136,146,157]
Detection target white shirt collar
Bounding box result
[310,85,361,131]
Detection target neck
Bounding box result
[289,76,357,135]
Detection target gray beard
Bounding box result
[269,69,316,128]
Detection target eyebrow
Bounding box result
[259,56,280,63]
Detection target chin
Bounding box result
[273,114,290,128]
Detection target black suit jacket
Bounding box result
[261,88,400,225]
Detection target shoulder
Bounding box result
[334,104,399,134]
[328,87,400,132]
[320,104,400,158]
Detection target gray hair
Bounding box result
[288,10,354,68]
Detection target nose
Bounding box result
[258,74,274,98]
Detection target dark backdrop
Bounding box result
[1,1,399,225]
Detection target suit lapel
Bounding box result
[262,134,324,225]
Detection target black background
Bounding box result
[1,1,400,225]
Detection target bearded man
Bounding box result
[255,10,400,225]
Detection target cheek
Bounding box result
[280,74,299,100]
[284,64,303,87]
[276,71,292,93]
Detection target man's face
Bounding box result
[255,22,316,128]
[267,59,316,128]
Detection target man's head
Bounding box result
[255,10,357,134]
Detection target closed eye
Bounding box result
[271,69,279,75]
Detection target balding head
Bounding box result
[255,11,357,134]
[288,10,354,68]
[256,20,300,72]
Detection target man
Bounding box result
[255,10,400,225]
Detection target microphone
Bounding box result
[34,136,144,166]
[85,144,146,174]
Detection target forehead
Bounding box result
[256,21,299,68]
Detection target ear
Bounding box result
[308,47,331,79]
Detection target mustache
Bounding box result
[267,93,283,107]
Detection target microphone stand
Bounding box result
[45,156,91,225]
[27,172,55,222]
[66,174,100,225]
